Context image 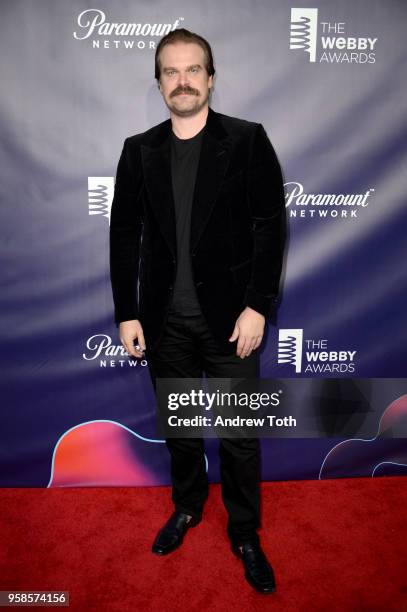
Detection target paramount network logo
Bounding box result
[88,177,114,223]
[289,7,378,64]
[284,182,374,220]
[83,334,148,368]
[278,330,357,374]
[73,9,183,49]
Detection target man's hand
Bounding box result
[119,319,146,358]
[229,306,265,358]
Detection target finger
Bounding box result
[236,336,245,357]
[237,336,250,358]
[243,336,258,358]
[133,346,145,358]
[253,335,263,350]
[121,337,142,358]
[132,340,145,357]
[244,344,255,358]
[137,331,146,351]
[229,324,239,342]
[120,338,129,355]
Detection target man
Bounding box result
[109,28,286,594]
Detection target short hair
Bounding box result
[154,27,216,81]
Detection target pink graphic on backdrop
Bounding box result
[48,420,162,487]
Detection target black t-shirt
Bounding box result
[168,124,206,315]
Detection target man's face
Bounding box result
[158,41,213,117]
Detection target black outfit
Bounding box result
[146,125,261,548]
[109,107,287,355]
[168,125,205,316]
[147,309,261,547]
[109,107,286,548]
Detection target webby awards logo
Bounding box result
[278,329,357,374]
[88,177,114,223]
[289,7,378,64]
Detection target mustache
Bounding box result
[171,86,199,97]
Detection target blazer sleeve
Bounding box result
[109,137,144,328]
[243,123,287,320]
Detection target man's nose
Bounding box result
[177,72,190,86]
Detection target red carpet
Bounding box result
[1,477,406,611]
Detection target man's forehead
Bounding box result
[160,41,205,66]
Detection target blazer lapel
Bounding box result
[140,121,175,257]
[141,107,232,258]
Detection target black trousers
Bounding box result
[146,310,261,547]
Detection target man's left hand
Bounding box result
[229,306,265,358]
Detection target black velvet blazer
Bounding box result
[109,106,286,354]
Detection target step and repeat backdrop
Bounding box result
[1,1,406,486]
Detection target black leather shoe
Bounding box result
[232,541,276,594]
[152,511,201,555]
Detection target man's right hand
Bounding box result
[119,320,146,358]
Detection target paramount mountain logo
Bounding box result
[278,330,357,374]
[289,7,378,64]
[73,9,183,49]
[284,182,374,220]
[88,177,114,223]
